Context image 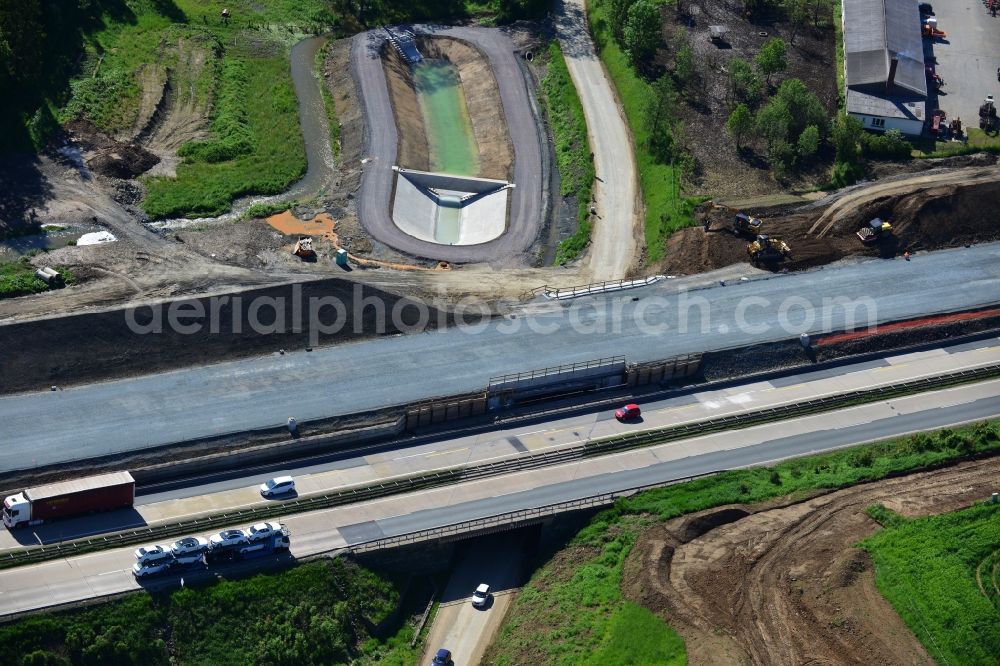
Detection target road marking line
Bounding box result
[426,447,468,458]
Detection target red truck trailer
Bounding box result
[3,471,135,528]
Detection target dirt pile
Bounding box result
[659,165,1000,274]
[64,120,160,180]
[621,457,1000,666]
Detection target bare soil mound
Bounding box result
[659,166,1000,274]
[622,457,1000,666]
[64,120,161,180]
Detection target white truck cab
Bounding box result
[3,493,30,528]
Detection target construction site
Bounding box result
[0,0,999,664]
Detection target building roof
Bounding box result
[843,0,927,97]
[847,89,925,122]
[27,471,134,501]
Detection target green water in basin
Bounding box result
[435,194,462,244]
[413,59,479,176]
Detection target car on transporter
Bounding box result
[210,529,248,548]
[171,536,210,556]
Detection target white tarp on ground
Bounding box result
[76,231,117,246]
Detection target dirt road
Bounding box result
[554,0,641,281]
[623,457,1000,665]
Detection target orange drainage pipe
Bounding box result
[817,308,1000,346]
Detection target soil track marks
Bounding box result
[623,457,1000,666]
[662,164,1000,274]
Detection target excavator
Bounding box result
[732,212,763,237]
[747,234,791,266]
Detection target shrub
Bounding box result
[769,470,782,485]
[623,0,662,65]
[860,128,911,159]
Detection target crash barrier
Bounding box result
[2,362,996,570]
[521,275,667,301]
[487,356,627,409]
[133,417,406,486]
[348,472,720,553]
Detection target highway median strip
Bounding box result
[1,364,998,570]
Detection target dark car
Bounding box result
[615,403,641,421]
[431,648,453,666]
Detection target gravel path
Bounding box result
[555,0,641,280]
[350,26,543,264]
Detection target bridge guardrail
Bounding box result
[0,363,997,569]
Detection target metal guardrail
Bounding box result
[1,363,997,569]
[488,356,626,390]
[348,470,721,553]
[519,276,669,301]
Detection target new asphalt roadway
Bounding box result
[0,244,998,471]
[0,375,996,617]
[351,26,544,263]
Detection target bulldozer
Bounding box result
[747,234,791,266]
[856,218,892,244]
[732,212,763,237]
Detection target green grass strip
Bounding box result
[541,42,595,265]
[587,0,698,263]
[862,501,1000,664]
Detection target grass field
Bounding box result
[316,40,342,159]
[142,53,306,218]
[540,43,595,265]
[0,559,426,665]
[487,420,1000,664]
[863,502,1000,665]
[587,0,699,264]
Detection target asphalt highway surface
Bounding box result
[0,379,996,617]
[351,26,543,263]
[0,243,997,471]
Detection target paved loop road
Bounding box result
[351,27,543,264]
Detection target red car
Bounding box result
[615,403,641,421]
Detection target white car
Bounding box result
[471,583,490,608]
[260,476,296,498]
[171,536,209,556]
[210,529,248,548]
[132,560,171,578]
[134,544,172,564]
[246,521,283,541]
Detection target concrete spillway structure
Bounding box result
[391,167,512,245]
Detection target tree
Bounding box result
[646,74,677,163]
[673,41,694,89]
[807,0,833,27]
[783,0,810,44]
[0,0,45,83]
[771,78,827,140]
[609,0,634,46]
[831,112,863,162]
[728,57,762,105]
[726,103,754,149]
[797,124,820,159]
[623,0,662,66]
[756,99,792,148]
[755,37,787,86]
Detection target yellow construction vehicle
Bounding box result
[732,212,763,237]
[856,218,892,244]
[747,234,791,266]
